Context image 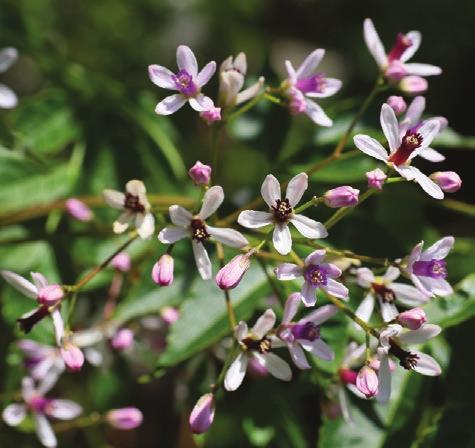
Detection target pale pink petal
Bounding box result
[289,343,310,369]
[158,226,188,243]
[354,293,375,330]
[296,49,325,79]
[0,47,18,72]
[383,266,400,282]
[125,180,146,196]
[305,249,326,267]
[235,77,264,105]
[363,18,387,67]
[379,300,399,322]
[404,63,442,76]
[338,387,353,424]
[192,241,212,280]
[52,309,64,346]
[285,60,297,83]
[323,279,349,300]
[391,283,429,306]
[199,185,224,219]
[422,236,454,260]
[237,210,273,228]
[273,224,292,255]
[260,174,281,208]
[224,352,248,391]
[0,84,17,109]
[189,94,214,112]
[2,404,26,426]
[300,338,334,361]
[135,212,155,239]
[395,165,444,199]
[376,351,391,403]
[282,293,301,324]
[274,263,303,281]
[400,31,421,62]
[286,172,308,207]
[300,282,317,306]
[47,400,82,420]
[34,412,57,448]
[253,352,292,381]
[418,147,445,162]
[290,215,328,239]
[402,96,425,131]
[398,324,441,345]
[21,377,36,402]
[206,226,248,248]
[353,135,389,162]
[235,322,248,342]
[148,64,176,89]
[155,94,187,115]
[306,78,342,98]
[31,272,48,290]
[380,103,400,153]
[304,98,332,127]
[176,45,198,77]
[409,119,440,157]
[301,304,338,325]
[0,270,38,299]
[169,205,192,226]
[251,309,276,338]
[113,211,132,234]
[103,189,125,209]
[196,61,216,87]
[418,277,453,297]
[320,263,342,278]
[412,351,441,376]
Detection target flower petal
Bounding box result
[301,304,338,325]
[274,263,302,281]
[135,213,155,239]
[206,226,248,248]
[47,400,82,420]
[296,49,325,79]
[320,263,342,278]
[395,165,444,199]
[306,78,342,98]
[376,351,391,403]
[176,45,198,77]
[236,77,264,105]
[113,211,132,234]
[363,18,387,67]
[300,282,317,306]
[196,61,216,87]
[237,210,273,228]
[199,185,224,219]
[273,224,292,255]
[400,31,421,62]
[31,272,48,290]
[235,321,248,342]
[305,249,326,266]
[0,47,18,72]
[353,135,388,161]
[304,98,332,127]
[224,352,248,391]
[2,404,26,426]
[0,84,17,109]
[412,351,441,376]
[158,226,188,243]
[288,343,311,369]
[383,266,400,282]
[189,94,214,112]
[381,103,400,153]
[354,293,375,330]
[422,236,454,260]
[34,412,57,448]
[290,215,328,239]
[148,64,176,89]
[103,189,125,209]
[418,147,445,162]
[286,172,308,207]
[300,338,334,361]
[404,63,442,77]
[253,352,292,381]
[409,119,440,157]
[192,241,212,280]
[398,324,441,345]
[356,267,375,288]
[379,300,399,322]
[391,283,429,306]
[52,309,64,346]
[323,279,349,300]
[282,293,301,324]
[251,309,276,339]
[418,277,453,297]
[169,205,192,226]
[402,96,425,132]
[260,174,281,208]
[155,94,187,115]
[0,270,38,299]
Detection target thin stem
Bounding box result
[294,196,322,214]
[53,413,103,432]
[226,91,266,122]
[66,293,78,329]
[216,242,237,329]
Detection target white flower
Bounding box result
[353,103,444,199]
[238,173,328,255]
[158,186,248,280]
[224,309,292,391]
[103,179,155,239]
[0,47,18,109]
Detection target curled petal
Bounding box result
[400,31,421,62]
[395,165,444,200]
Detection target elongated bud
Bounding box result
[60,343,84,372]
[356,366,379,398]
[188,161,212,185]
[111,328,134,351]
[399,76,428,95]
[386,96,407,115]
[430,171,462,193]
[65,198,93,222]
[339,368,357,385]
[160,306,179,324]
[397,307,427,330]
[111,252,131,272]
[366,168,387,190]
[106,407,143,430]
[37,285,64,306]
[216,253,251,290]
[324,186,359,208]
[152,254,174,286]
[200,106,222,125]
[189,393,215,434]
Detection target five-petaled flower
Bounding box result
[158,186,248,280]
[148,45,216,115]
[238,173,328,255]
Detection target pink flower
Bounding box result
[152,254,174,286]
[0,47,18,108]
[188,161,212,185]
[215,253,252,290]
[111,329,134,351]
[386,96,407,115]
[366,168,387,190]
[356,366,379,398]
[106,407,143,430]
[111,252,131,272]
[160,306,180,324]
[189,393,215,434]
[397,308,427,330]
[65,198,93,222]
[430,171,462,193]
[323,186,360,208]
[200,106,221,124]
[60,343,84,372]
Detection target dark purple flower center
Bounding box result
[387,33,413,62]
[372,283,396,303]
[388,130,423,166]
[242,336,271,354]
[172,69,197,96]
[304,265,328,287]
[290,321,320,341]
[124,193,145,213]
[295,73,326,94]
[17,306,50,333]
[412,259,447,279]
[389,339,419,370]
[272,198,293,223]
[191,218,210,242]
[28,396,50,413]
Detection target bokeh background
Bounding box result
[0,0,474,447]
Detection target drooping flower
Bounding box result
[224,309,292,391]
[65,198,93,222]
[238,173,328,255]
[103,180,155,239]
[429,171,462,193]
[403,236,454,297]
[2,377,82,448]
[274,249,348,306]
[0,47,18,109]
[189,393,215,434]
[275,293,337,369]
[148,45,216,115]
[353,103,444,199]
[366,168,387,190]
[188,161,212,185]
[283,49,342,126]
[106,407,143,430]
[158,186,248,280]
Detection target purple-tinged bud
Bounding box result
[339,368,357,385]
[215,253,251,290]
[60,343,84,372]
[188,161,212,185]
[356,366,379,399]
[106,407,143,430]
[366,168,387,191]
[399,76,428,95]
[160,306,179,324]
[152,254,174,286]
[323,186,360,208]
[386,96,407,115]
[189,393,215,434]
[111,252,131,272]
[65,198,93,222]
[111,328,134,351]
[200,106,222,125]
[37,285,64,306]
[397,307,427,330]
[430,171,462,193]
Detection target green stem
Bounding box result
[226,91,266,122]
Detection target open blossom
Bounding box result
[224,309,292,391]
[276,294,337,369]
[403,236,454,297]
[103,180,155,239]
[354,266,429,326]
[219,52,264,107]
[106,407,143,430]
[2,377,82,448]
[0,47,18,108]
[366,168,387,190]
[363,18,442,84]
[189,393,215,434]
[18,340,65,384]
[65,198,93,222]
[158,186,248,280]
[284,49,342,126]
[148,45,216,115]
[376,323,441,402]
[238,173,328,255]
[275,249,348,306]
[354,103,444,199]
[430,171,462,193]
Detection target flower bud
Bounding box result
[60,343,84,372]
[188,161,212,185]
[200,106,222,125]
[111,252,131,272]
[106,407,143,430]
[215,254,251,290]
[111,328,134,351]
[386,96,407,115]
[356,366,379,398]
[37,284,64,306]
[323,186,360,208]
[397,307,427,330]
[152,254,174,286]
[430,171,462,193]
[366,168,387,191]
[189,393,215,434]
[399,76,428,95]
[65,198,93,222]
[339,368,357,385]
[160,306,179,324]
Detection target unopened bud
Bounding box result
[160,306,179,324]
[60,343,84,372]
[65,198,93,222]
[356,366,379,398]
[430,171,462,193]
[111,252,131,272]
[215,254,251,290]
[366,168,387,190]
[324,186,359,208]
[397,307,427,330]
[188,161,212,185]
[386,96,407,115]
[106,407,143,430]
[189,393,215,434]
[200,106,222,125]
[111,328,134,351]
[152,254,174,286]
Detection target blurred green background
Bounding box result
[0,0,474,447]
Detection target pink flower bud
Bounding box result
[65,198,93,222]
[160,306,179,324]
[111,328,134,351]
[215,254,251,290]
[366,168,387,191]
[189,393,215,434]
[152,254,174,286]
[339,368,357,385]
[323,186,360,208]
[356,366,379,398]
[399,76,428,95]
[430,171,462,193]
[200,106,222,125]
[60,343,84,372]
[37,284,64,306]
[386,96,407,115]
[397,307,427,330]
[188,161,212,185]
[111,252,131,272]
[106,407,143,430]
